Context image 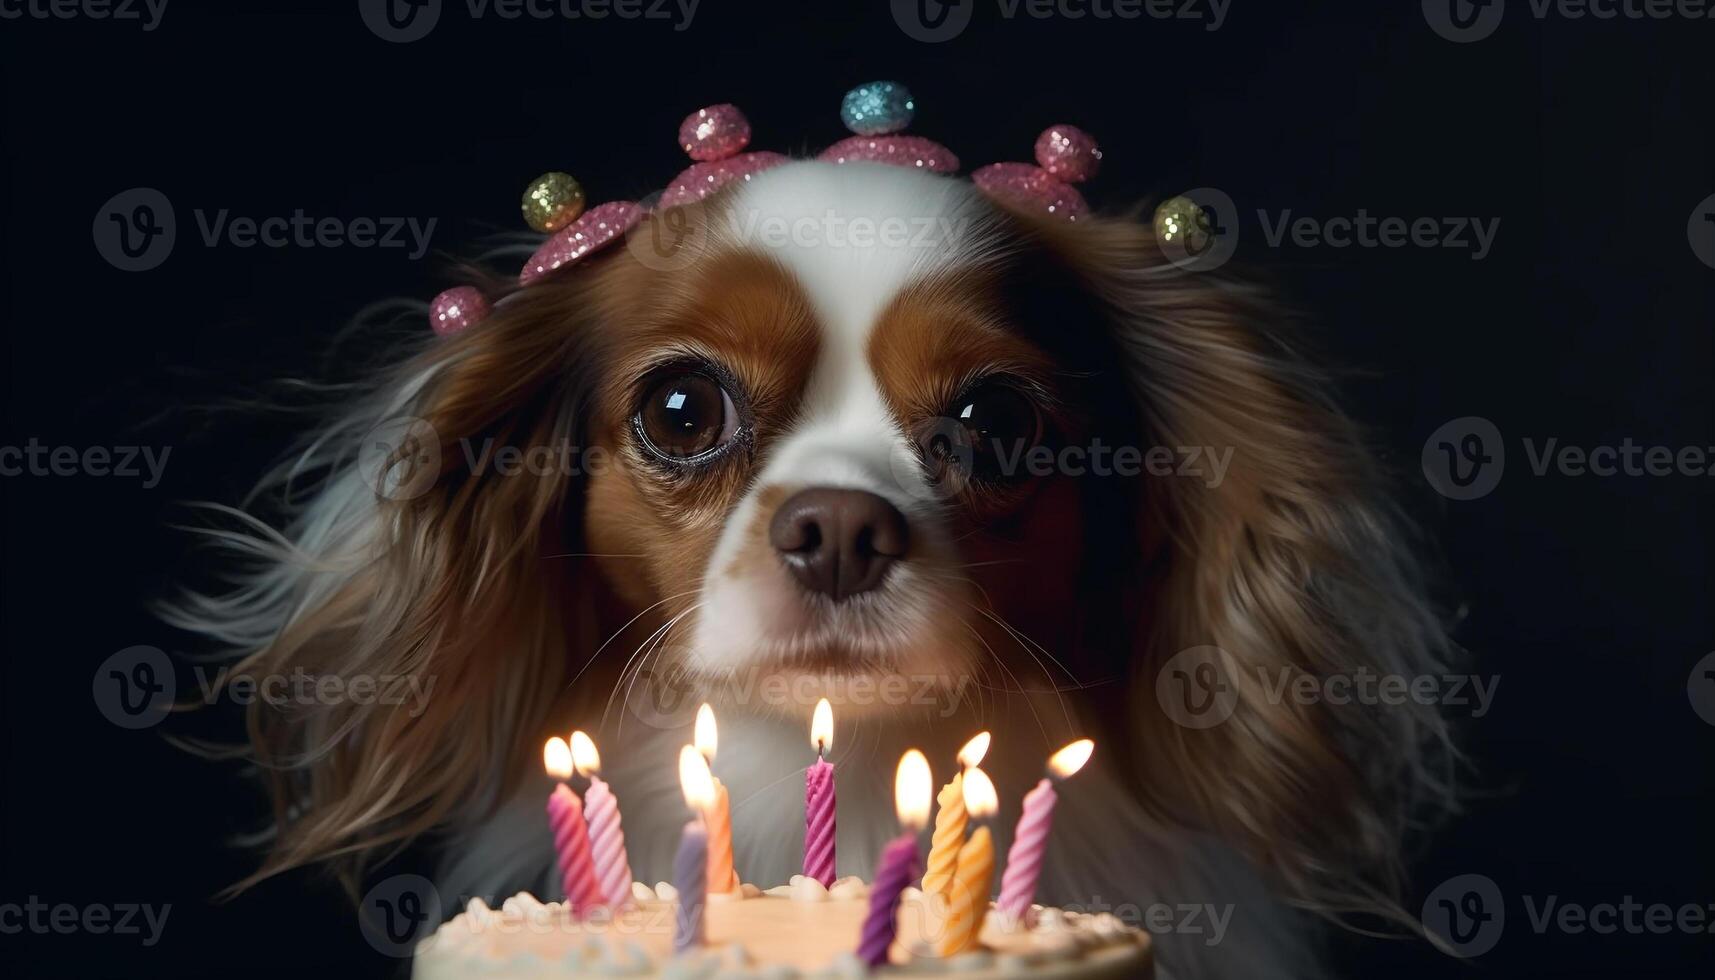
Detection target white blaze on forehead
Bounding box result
[720,161,998,498]
[687,163,999,670]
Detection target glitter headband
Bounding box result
[430,81,1104,336]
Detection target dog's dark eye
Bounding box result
[925,383,1042,485]
[637,373,738,462]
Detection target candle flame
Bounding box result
[694,703,718,763]
[961,765,998,819]
[679,744,715,812]
[810,698,834,754]
[957,731,991,769]
[1048,738,1095,780]
[570,730,601,776]
[543,737,573,780]
[896,749,932,830]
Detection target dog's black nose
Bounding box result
[769,487,909,600]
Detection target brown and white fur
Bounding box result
[171,161,1457,979]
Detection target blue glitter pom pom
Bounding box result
[839,81,915,137]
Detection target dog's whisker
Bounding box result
[600,602,700,731]
[567,588,703,691]
[958,619,1049,742]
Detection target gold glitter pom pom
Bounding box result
[522,172,587,233]
[1153,195,1213,257]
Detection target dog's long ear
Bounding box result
[1035,214,1458,923]
[168,263,628,894]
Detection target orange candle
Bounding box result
[695,704,738,894]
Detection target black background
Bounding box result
[2,0,1712,977]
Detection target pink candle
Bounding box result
[571,732,633,909]
[544,737,603,917]
[857,750,931,966]
[996,739,1094,922]
[803,699,836,886]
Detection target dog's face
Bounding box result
[576,163,1106,707]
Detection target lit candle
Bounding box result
[803,698,836,887]
[857,749,932,966]
[674,745,714,953]
[997,739,1094,923]
[694,704,738,894]
[934,765,997,957]
[922,732,989,896]
[543,737,603,917]
[570,731,633,909]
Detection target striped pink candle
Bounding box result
[804,757,836,886]
[996,778,1055,920]
[548,784,604,916]
[803,698,836,886]
[996,739,1094,922]
[582,776,633,907]
[571,732,633,909]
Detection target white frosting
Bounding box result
[413,882,1149,980]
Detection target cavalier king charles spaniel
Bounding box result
[173,160,1456,980]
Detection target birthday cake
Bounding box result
[412,878,1152,979]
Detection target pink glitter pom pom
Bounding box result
[678,104,752,162]
[971,162,1088,221]
[520,201,643,284]
[818,135,960,174]
[1033,125,1101,183]
[429,286,490,336]
[658,151,789,210]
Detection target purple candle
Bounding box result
[674,746,714,953]
[804,698,836,886]
[857,750,932,967]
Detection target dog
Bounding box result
[170,159,1457,979]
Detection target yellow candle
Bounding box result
[934,766,997,956]
[921,772,965,896]
[922,733,988,896]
